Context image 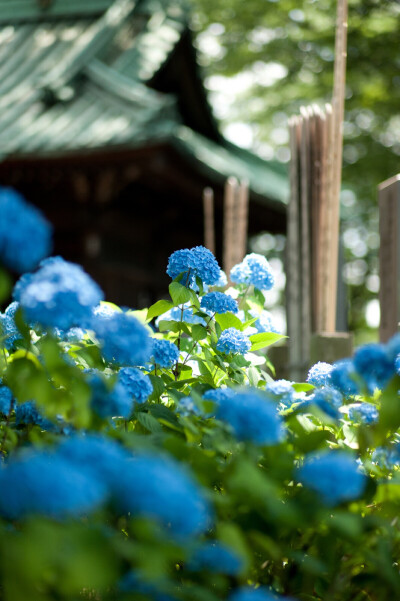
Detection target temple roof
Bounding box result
[0,0,288,204]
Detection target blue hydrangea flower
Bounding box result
[395,355,400,375]
[385,333,400,363]
[307,362,333,387]
[250,310,280,334]
[217,389,284,445]
[348,402,379,425]
[189,541,243,575]
[229,587,295,601]
[0,450,106,519]
[155,303,209,328]
[177,396,203,417]
[118,571,177,601]
[297,450,366,505]
[0,384,13,415]
[230,253,274,291]
[151,339,180,368]
[371,444,400,469]
[57,433,131,483]
[200,292,238,314]
[203,387,236,404]
[353,343,394,393]
[330,359,359,397]
[54,326,85,343]
[15,401,56,431]
[306,386,343,419]
[113,453,212,539]
[216,328,251,355]
[0,301,24,350]
[92,310,152,366]
[214,269,228,287]
[15,256,104,330]
[265,379,295,409]
[0,187,52,273]
[167,246,221,285]
[88,372,133,419]
[118,367,153,404]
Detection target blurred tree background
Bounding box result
[189,0,400,340]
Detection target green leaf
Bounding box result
[169,282,192,306]
[146,300,173,321]
[215,312,244,331]
[292,383,315,393]
[157,320,190,335]
[0,267,11,304]
[136,411,163,433]
[148,375,165,400]
[249,332,286,351]
[191,324,208,341]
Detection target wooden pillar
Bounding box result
[379,174,400,342]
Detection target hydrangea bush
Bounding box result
[0,188,400,600]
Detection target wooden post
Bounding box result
[234,179,249,265]
[323,0,348,333]
[379,174,400,342]
[287,116,303,380]
[223,177,238,278]
[203,187,215,255]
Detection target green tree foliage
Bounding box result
[190,0,400,335]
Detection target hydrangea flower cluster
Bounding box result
[200,291,238,314]
[88,372,133,419]
[348,402,379,424]
[15,257,104,330]
[297,450,366,505]
[0,301,24,350]
[151,339,180,368]
[330,359,359,397]
[155,303,207,327]
[0,187,52,273]
[188,541,243,575]
[265,379,296,409]
[0,383,13,415]
[177,395,203,417]
[307,361,333,387]
[306,386,343,419]
[166,246,221,285]
[353,343,394,393]
[118,571,176,601]
[112,453,212,539]
[0,450,106,520]
[229,587,297,601]
[15,401,56,431]
[216,328,251,355]
[203,387,236,404]
[92,309,152,366]
[371,444,400,469]
[118,367,153,404]
[230,253,274,291]
[217,389,284,445]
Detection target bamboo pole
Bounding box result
[203,187,215,255]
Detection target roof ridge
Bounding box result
[36,0,137,92]
[0,1,114,23]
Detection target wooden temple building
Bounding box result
[0,0,288,307]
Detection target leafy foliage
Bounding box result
[1,190,400,600]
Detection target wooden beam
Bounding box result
[203,187,215,255]
[379,174,400,342]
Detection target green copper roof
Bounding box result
[0,0,288,204]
